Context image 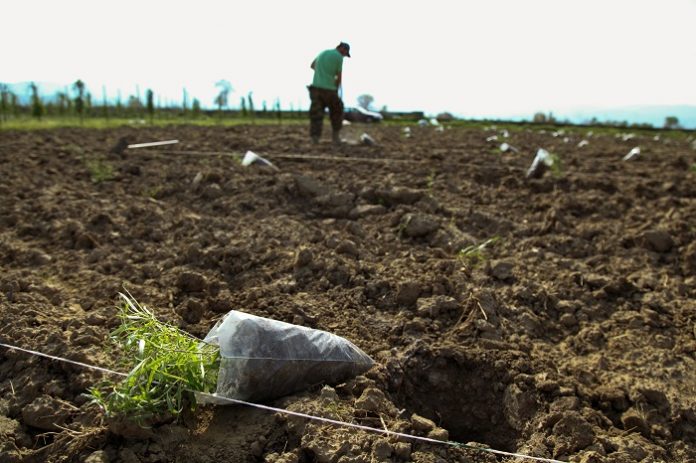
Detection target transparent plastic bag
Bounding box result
[198,310,374,403]
[526,148,552,178]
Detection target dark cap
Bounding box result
[337,42,351,57]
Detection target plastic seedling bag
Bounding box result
[526,148,553,178]
[241,150,279,171]
[500,143,519,153]
[623,147,640,161]
[198,310,374,403]
[360,133,376,145]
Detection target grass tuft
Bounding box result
[458,237,499,268]
[89,292,219,424]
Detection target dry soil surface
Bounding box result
[1,123,695,463]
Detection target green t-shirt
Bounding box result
[312,48,343,90]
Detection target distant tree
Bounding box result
[247,92,255,118]
[191,98,201,117]
[275,98,282,124]
[11,93,19,117]
[29,82,44,121]
[73,80,86,123]
[146,89,155,122]
[240,97,247,117]
[664,116,680,129]
[85,92,92,117]
[116,90,123,116]
[127,95,142,110]
[0,84,10,123]
[533,112,547,123]
[102,86,109,120]
[214,80,232,115]
[262,100,267,115]
[182,88,188,114]
[357,94,374,110]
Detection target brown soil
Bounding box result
[1,123,695,463]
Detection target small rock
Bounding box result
[355,388,394,415]
[176,271,207,293]
[410,413,436,433]
[552,412,595,453]
[375,187,424,206]
[294,248,314,268]
[118,448,140,463]
[348,204,387,219]
[372,439,392,460]
[84,450,110,463]
[294,174,328,197]
[336,240,359,258]
[201,183,223,200]
[175,298,204,324]
[621,409,649,435]
[22,395,72,431]
[474,319,497,332]
[396,281,422,306]
[641,230,674,253]
[393,442,411,460]
[400,213,439,238]
[559,313,577,328]
[427,427,449,441]
[319,385,339,402]
[489,260,514,281]
[416,296,459,318]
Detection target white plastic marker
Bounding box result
[127,140,180,149]
[241,150,280,171]
[0,341,567,463]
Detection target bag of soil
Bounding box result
[198,310,374,403]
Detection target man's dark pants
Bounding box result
[308,86,344,139]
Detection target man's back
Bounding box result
[312,48,343,90]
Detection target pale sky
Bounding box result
[3,0,696,118]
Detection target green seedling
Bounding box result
[426,169,436,190]
[690,163,696,173]
[548,152,563,178]
[458,237,499,268]
[89,292,220,424]
[84,156,114,183]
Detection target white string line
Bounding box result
[127,140,179,149]
[0,342,566,463]
[142,149,420,164]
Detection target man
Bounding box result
[308,42,351,145]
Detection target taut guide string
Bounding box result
[0,342,566,463]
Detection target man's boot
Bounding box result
[332,130,342,146]
[311,135,320,144]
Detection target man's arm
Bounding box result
[335,71,342,87]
